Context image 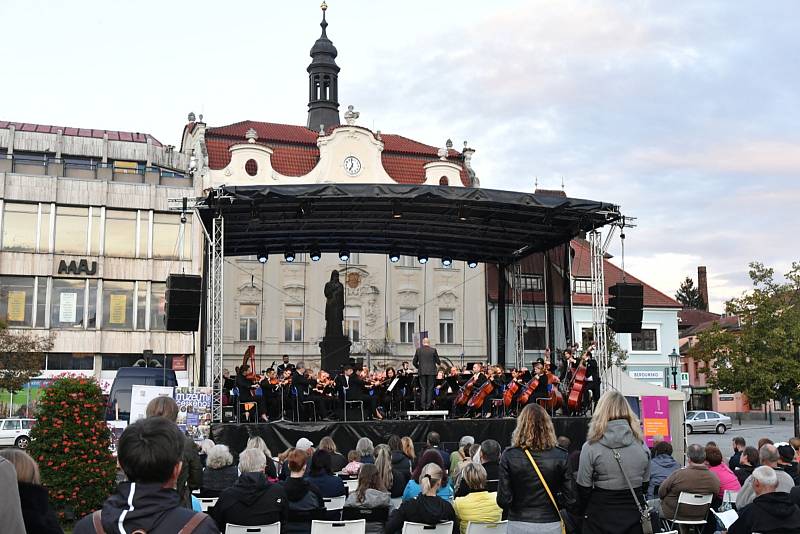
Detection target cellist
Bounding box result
[529,360,550,405]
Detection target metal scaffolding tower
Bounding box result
[510,262,525,370]
[208,216,225,422]
[589,230,609,385]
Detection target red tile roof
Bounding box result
[683,315,740,337]
[202,120,469,186]
[678,308,722,330]
[0,120,162,146]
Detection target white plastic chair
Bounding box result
[311,519,366,534]
[402,521,455,534]
[722,490,738,504]
[197,497,218,512]
[324,495,347,511]
[465,521,508,534]
[663,492,713,532]
[225,522,281,534]
[344,478,359,493]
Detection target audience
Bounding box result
[736,444,796,508]
[344,464,391,534]
[246,436,279,479]
[201,444,239,497]
[426,431,450,466]
[449,435,474,474]
[776,443,800,485]
[385,462,457,534]
[356,437,376,464]
[729,436,746,470]
[199,438,215,467]
[705,444,741,498]
[280,448,325,534]
[735,446,759,485]
[454,438,501,498]
[498,404,575,534]
[318,436,347,472]
[389,434,412,473]
[728,466,800,534]
[211,448,288,531]
[758,438,774,449]
[657,444,720,521]
[791,437,800,464]
[647,440,680,500]
[577,391,650,534]
[403,449,454,501]
[73,417,218,534]
[307,449,347,497]
[376,444,409,498]
[0,455,25,534]
[453,462,502,534]
[0,449,62,534]
[401,436,417,469]
[343,449,363,476]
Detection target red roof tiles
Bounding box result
[0,120,162,146]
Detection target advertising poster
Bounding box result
[59,292,77,323]
[109,294,127,324]
[641,395,671,447]
[129,384,175,423]
[175,387,213,441]
[7,290,26,322]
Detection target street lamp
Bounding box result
[669,348,680,390]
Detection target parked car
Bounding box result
[0,418,36,448]
[685,410,731,434]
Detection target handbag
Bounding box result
[611,448,654,534]
[524,449,566,534]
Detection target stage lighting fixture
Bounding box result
[284,250,296,263]
[257,247,268,264]
[442,256,453,267]
[389,251,400,263]
[310,248,322,262]
[339,249,350,262]
[467,259,478,268]
[392,200,402,219]
[418,254,429,264]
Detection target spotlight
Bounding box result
[284,250,296,263]
[257,247,268,264]
[418,254,429,264]
[442,256,453,267]
[392,200,402,219]
[389,251,400,263]
[339,249,350,262]
[310,247,321,262]
[467,259,478,268]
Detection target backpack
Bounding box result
[91,509,209,534]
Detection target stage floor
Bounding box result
[211,416,589,456]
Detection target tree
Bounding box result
[28,375,116,524]
[690,262,800,435]
[675,276,705,309]
[0,323,53,394]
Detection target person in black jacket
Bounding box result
[0,449,62,534]
[730,466,800,534]
[336,365,379,420]
[388,434,413,473]
[307,449,347,497]
[497,403,576,534]
[281,448,326,534]
[211,449,287,531]
[735,446,759,485]
[385,462,457,534]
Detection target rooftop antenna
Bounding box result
[561,176,565,191]
[534,177,539,189]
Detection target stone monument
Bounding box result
[320,269,351,370]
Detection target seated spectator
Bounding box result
[343,450,363,476]
[729,466,800,534]
[385,463,457,534]
[201,444,238,497]
[307,449,347,497]
[199,438,215,467]
[246,436,278,479]
[658,444,720,520]
[0,449,62,534]
[791,437,800,464]
[376,444,409,499]
[344,464,391,534]
[281,448,325,534]
[211,449,287,531]
[729,436,746,470]
[280,439,314,481]
[73,417,217,534]
[454,439,501,498]
[389,434,412,473]
[401,436,417,469]
[449,436,474,475]
[648,441,680,500]
[705,444,741,498]
[319,436,347,473]
[736,444,796,509]
[0,456,25,534]
[735,446,759,486]
[403,449,454,501]
[426,431,450,467]
[453,462,502,534]
[776,443,800,485]
[357,437,375,464]
[758,438,774,449]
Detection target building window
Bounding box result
[105,209,137,257]
[439,308,454,344]
[152,213,184,259]
[51,278,86,328]
[631,328,658,351]
[2,202,38,251]
[101,354,143,370]
[89,206,102,255]
[581,327,594,350]
[113,160,143,174]
[35,277,48,328]
[135,282,147,330]
[239,304,259,341]
[150,282,166,331]
[38,204,52,252]
[0,276,35,327]
[523,325,547,350]
[102,281,135,330]
[87,279,98,329]
[138,211,150,258]
[46,353,94,371]
[574,278,592,294]
[521,275,543,291]
[400,308,416,343]
[54,206,89,254]
[284,305,303,342]
[344,306,361,342]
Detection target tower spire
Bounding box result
[307,1,341,130]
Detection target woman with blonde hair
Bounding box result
[577,390,650,534]
[0,449,62,534]
[343,464,390,534]
[497,403,575,534]
[385,462,456,534]
[246,435,278,478]
[453,461,502,533]
[400,436,416,468]
[375,444,409,498]
[319,435,347,472]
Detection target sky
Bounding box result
[2,0,797,313]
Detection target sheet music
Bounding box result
[711,509,738,529]
[387,377,400,392]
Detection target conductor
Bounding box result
[413,337,440,410]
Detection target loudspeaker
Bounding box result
[607,282,644,333]
[165,274,202,331]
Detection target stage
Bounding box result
[211,415,589,456]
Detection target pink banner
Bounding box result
[641,395,670,448]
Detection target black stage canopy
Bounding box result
[196,184,621,264]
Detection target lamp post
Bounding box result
[669,348,680,390]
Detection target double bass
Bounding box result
[567,343,595,412]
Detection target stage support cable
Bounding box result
[589,230,609,388]
[209,216,225,422]
[510,261,524,370]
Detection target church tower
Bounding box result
[306,2,341,131]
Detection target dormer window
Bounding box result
[574,278,593,294]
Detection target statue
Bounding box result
[324,269,344,338]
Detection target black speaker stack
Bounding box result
[165,274,202,331]
[607,282,644,333]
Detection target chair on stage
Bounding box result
[290,386,317,422]
[225,523,281,534]
[465,521,508,534]
[311,519,366,534]
[341,393,365,422]
[401,521,455,534]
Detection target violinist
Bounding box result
[432,369,455,412]
[583,344,601,410]
[276,354,294,376]
[336,365,381,420]
[530,360,550,404]
[308,369,336,420]
[258,368,283,420]
[485,365,506,417]
[379,367,402,417]
[290,362,318,421]
[222,368,235,405]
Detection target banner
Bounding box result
[109,294,127,324]
[175,387,213,441]
[129,384,174,423]
[59,292,78,323]
[641,395,671,447]
[7,290,26,322]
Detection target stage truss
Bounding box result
[590,230,610,384]
[510,262,524,370]
[208,216,225,422]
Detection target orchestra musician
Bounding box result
[559,348,579,384]
[413,337,441,410]
[378,367,402,417]
[336,365,381,420]
[276,354,295,376]
[235,364,265,422]
[258,368,284,420]
[290,362,327,421]
[583,346,601,410]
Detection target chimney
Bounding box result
[697,266,709,311]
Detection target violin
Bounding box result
[455,372,480,406]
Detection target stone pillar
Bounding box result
[697,266,709,311]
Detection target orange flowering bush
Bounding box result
[28,374,116,522]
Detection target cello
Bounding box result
[516,372,541,406]
[502,369,521,408]
[539,371,564,411]
[468,369,496,409]
[455,371,480,406]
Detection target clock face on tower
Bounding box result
[343,155,361,176]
